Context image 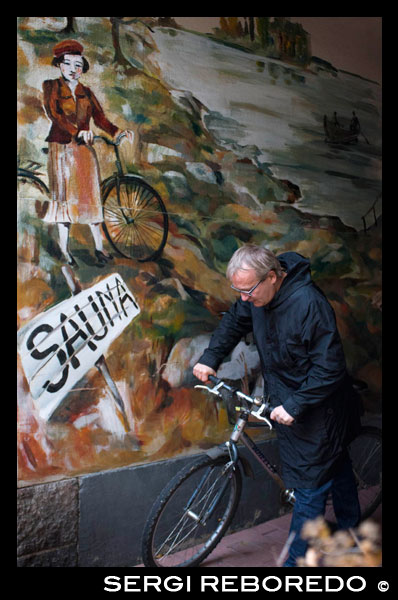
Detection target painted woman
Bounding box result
[42,39,133,266]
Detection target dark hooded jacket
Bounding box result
[198,252,362,488]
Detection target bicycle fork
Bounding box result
[185,444,239,526]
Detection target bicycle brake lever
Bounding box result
[194,384,222,397]
[251,405,273,429]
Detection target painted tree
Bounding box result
[256,17,270,48]
[109,17,155,69]
[220,17,229,34]
[61,17,77,33]
[110,17,132,67]
[248,17,255,42]
[227,17,243,38]
[219,17,244,38]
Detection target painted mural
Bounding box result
[17,17,382,487]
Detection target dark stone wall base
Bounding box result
[18,439,285,567]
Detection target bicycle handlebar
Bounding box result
[195,375,273,429]
[76,132,128,147]
[208,374,235,391]
[92,132,127,147]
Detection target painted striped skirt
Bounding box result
[43,141,103,224]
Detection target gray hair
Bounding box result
[226,244,284,280]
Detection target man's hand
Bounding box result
[270,405,294,426]
[193,363,216,383]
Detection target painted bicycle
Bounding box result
[17,132,169,263]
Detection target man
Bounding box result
[193,244,361,566]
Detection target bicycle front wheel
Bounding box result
[141,454,242,567]
[102,175,168,262]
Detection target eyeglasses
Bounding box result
[230,277,266,297]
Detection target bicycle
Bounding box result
[141,375,382,568]
[17,158,50,219]
[94,132,168,262]
[17,132,169,263]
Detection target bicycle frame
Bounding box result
[196,376,296,507]
[227,408,295,502]
[93,133,125,177]
[183,407,295,530]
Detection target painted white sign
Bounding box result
[17,274,140,421]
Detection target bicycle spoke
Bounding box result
[103,177,168,261]
[134,208,165,224]
[109,224,133,247]
[190,465,234,521]
[120,182,155,218]
[152,463,235,564]
[156,515,203,561]
[156,515,194,558]
[103,197,123,221]
[131,184,154,211]
[131,221,164,244]
[107,216,163,257]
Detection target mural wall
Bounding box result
[17,17,382,487]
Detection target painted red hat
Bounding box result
[52,39,84,58]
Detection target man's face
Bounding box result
[230,268,278,307]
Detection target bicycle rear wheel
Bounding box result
[141,454,242,567]
[350,426,382,521]
[325,426,382,524]
[102,175,168,262]
[18,170,50,218]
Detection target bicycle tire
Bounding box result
[141,454,242,567]
[350,425,382,521]
[102,175,168,262]
[325,425,382,524]
[18,170,50,218]
[17,169,49,195]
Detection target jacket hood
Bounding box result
[267,252,312,309]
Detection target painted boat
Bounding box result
[323,115,358,144]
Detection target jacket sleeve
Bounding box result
[42,80,79,138]
[282,297,347,419]
[197,300,253,370]
[86,88,119,137]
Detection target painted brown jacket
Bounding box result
[43,77,118,144]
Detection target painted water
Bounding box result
[153,28,382,231]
